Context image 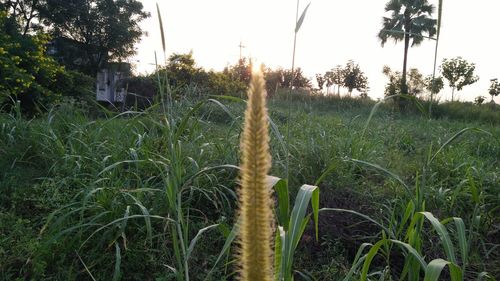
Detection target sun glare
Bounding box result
[251,61,263,75]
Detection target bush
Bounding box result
[431,101,499,124]
[0,11,93,115]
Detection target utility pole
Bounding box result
[238,41,246,61]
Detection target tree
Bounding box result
[474,96,486,105]
[488,78,499,103]
[1,0,42,34]
[342,60,368,95]
[0,11,93,113]
[224,57,251,85]
[382,66,425,97]
[425,75,444,97]
[264,67,284,95]
[41,0,149,75]
[283,67,312,89]
[407,68,425,96]
[165,52,200,89]
[441,57,479,102]
[378,0,436,95]
[315,73,325,92]
[324,65,342,95]
[382,65,400,97]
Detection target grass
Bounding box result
[0,94,499,280]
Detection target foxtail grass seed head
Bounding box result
[237,65,274,281]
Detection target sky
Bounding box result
[132,0,500,103]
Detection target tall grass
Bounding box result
[2,2,499,279]
[1,87,498,279]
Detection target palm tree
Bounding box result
[378,0,437,95]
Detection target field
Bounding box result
[1,94,499,280]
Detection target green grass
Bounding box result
[0,95,498,280]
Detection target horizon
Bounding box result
[132,0,500,103]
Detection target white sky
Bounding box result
[132,0,500,103]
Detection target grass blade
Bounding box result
[452,217,468,267]
[76,251,97,281]
[390,239,427,269]
[360,239,386,281]
[112,242,122,281]
[283,184,318,280]
[186,224,219,262]
[205,221,239,280]
[429,127,492,164]
[419,212,456,264]
[424,259,462,281]
[343,243,372,281]
[295,2,311,33]
[156,3,166,53]
[267,176,290,229]
[274,226,285,281]
[320,208,393,239]
[349,158,415,205]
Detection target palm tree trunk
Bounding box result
[401,30,410,96]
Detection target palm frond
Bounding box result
[385,0,402,12]
[419,3,435,15]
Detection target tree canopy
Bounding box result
[0,10,93,113]
[342,60,368,95]
[4,0,150,75]
[441,57,479,102]
[324,65,343,95]
[382,66,427,98]
[488,78,499,102]
[378,0,436,96]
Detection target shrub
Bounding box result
[0,11,93,114]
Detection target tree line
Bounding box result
[1,0,498,115]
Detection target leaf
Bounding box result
[311,187,319,241]
[115,205,130,246]
[295,2,311,33]
[314,162,336,186]
[282,184,318,280]
[205,221,239,280]
[360,239,427,281]
[112,243,122,281]
[476,272,493,280]
[429,127,492,164]
[293,215,310,250]
[76,251,97,281]
[390,240,427,270]
[207,98,238,120]
[320,208,393,239]
[467,169,480,204]
[397,201,415,237]
[453,217,468,267]
[174,101,205,141]
[98,160,145,176]
[360,240,386,281]
[267,176,290,230]
[349,158,415,205]
[274,226,285,281]
[436,0,443,40]
[156,3,166,53]
[361,94,401,140]
[121,193,153,245]
[186,224,219,261]
[80,215,169,248]
[419,212,456,263]
[288,184,317,251]
[343,243,372,281]
[424,259,462,281]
